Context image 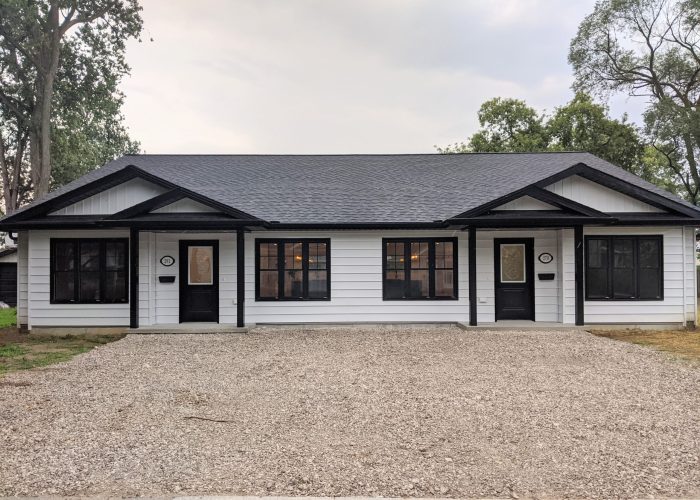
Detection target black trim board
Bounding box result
[3,165,261,224]
[452,162,700,220]
[532,163,699,217]
[6,167,142,223]
[237,230,245,327]
[130,228,139,329]
[105,189,185,220]
[574,225,584,326]
[468,227,477,326]
[525,187,610,218]
[453,185,613,220]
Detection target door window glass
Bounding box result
[188,246,213,285]
[500,244,525,283]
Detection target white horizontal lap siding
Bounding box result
[27,229,130,327]
[475,230,559,324]
[559,229,575,324]
[17,231,28,328]
[151,232,236,325]
[49,178,167,215]
[138,234,151,326]
[244,230,469,324]
[583,226,687,324]
[545,175,664,213]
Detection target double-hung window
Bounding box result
[585,235,663,301]
[383,238,458,300]
[50,239,129,304]
[256,239,330,300]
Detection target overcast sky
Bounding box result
[120,0,644,154]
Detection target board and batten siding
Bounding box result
[26,229,130,327]
[582,226,696,324]
[152,198,218,213]
[49,178,167,215]
[545,175,664,213]
[245,230,469,324]
[493,196,559,211]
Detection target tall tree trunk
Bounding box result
[29,4,61,199]
[0,131,27,215]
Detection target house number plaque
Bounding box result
[160,255,175,267]
[537,252,553,264]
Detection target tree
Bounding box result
[0,0,143,203]
[569,0,700,203]
[437,98,548,153]
[547,93,645,175]
[437,93,673,186]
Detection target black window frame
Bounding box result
[382,237,459,300]
[255,238,331,301]
[584,235,664,301]
[50,238,130,304]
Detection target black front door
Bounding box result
[179,240,219,322]
[494,238,534,321]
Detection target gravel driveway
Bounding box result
[1,326,699,498]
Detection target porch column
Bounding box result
[236,229,245,327]
[468,226,477,326]
[574,225,584,325]
[130,227,139,329]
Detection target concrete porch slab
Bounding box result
[457,321,686,331]
[457,321,586,331]
[129,323,248,334]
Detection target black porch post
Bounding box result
[130,227,139,329]
[574,225,584,326]
[468,226,477,326]
[236,229,245,328]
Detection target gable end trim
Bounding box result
[3,164,263,224]
[534,163,700,218]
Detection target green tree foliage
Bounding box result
[437,93,673,187]
[0,0,143,214]
[463,97,548,153]
[569,0,700,204]
[547,93,645,175]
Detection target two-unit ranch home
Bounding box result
[1,152,699,332]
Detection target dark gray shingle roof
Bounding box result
[8,153,698,223]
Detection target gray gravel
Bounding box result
[1,326,699,498]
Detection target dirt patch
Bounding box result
[590,328,700,365]
[0,327,27,346]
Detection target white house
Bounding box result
[1,153,698,332]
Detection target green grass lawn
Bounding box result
[0,308,16,328]
[0,333,124,376]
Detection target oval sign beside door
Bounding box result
[538,252,553,264]
[160,255,175,267]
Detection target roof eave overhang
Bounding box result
[452,162,700,220]
[0,164,264,225]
